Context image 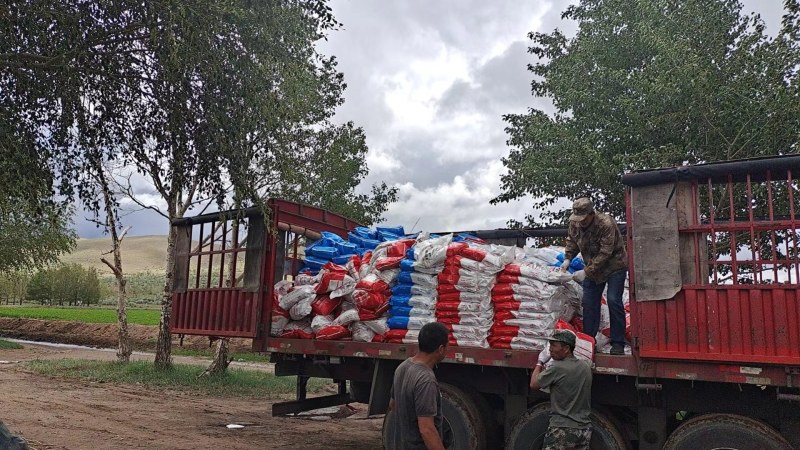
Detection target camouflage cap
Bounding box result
[548,329,577,348]
[569,197,594,222]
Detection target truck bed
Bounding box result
[263,337,794,388]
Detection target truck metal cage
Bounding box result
[624,155,800,365]
[169,199,361,339]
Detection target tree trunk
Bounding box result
[95,160,132,363]
[154,224,177,370]
[201,338,231,377]
[115,275,131,362]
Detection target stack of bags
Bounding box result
[435,239,515,348]
[385,233,451,344]
[270,261,359,340]
[271,226,407,343]
[489,259,580,351]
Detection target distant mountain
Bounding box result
[60,235,169,275]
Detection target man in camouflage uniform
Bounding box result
[562,197,628,355]
[530,330,593,450]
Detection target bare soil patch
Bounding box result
[0,342,383,449]
[0,317,252,353]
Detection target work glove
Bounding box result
[537,346,551,366]
[559,259,571,272]
[572,270,586,283]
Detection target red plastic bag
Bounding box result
[280,329,314,340]
[386,239,416,257]
[353,289,386,311]
[374,256,404,271]
[316,325,351,340]
[358,302,389,320]
[496,273,520,284]
[316,271,347,293]
[311,295,342,316]
[355,274,390,293]
[322,261,348,273]
[446,242,468,256]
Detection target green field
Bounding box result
[0,306,161,325]
[26,359,328,398]
[0,338,23,349]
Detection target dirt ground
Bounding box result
[0,320,384,450]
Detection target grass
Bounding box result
[0,306,161,325]
[25,359,329,398]
[0,338,23,349]
[172,348,269,363]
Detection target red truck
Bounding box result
[170,155,800,449]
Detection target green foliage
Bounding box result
[24,263,101,306]
[25,359,328,398]
[496,0,800,224]
[0,201,76,273]
[0,339,23,350]
[265,122,399,225]
[1,0,394,226]
[99,272,165,306]
[0,306,160,325]
[0,272,30,305]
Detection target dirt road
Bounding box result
[0,343,383,450]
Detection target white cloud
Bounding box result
[74,0,789,237]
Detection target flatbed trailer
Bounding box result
[171,155,800,449]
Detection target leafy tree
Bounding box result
[24,263,100,306]
[2,0,395,369]
[26,270,52,305]
[0,272,30,305]
[495,0,800,224]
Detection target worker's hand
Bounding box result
[572,270,586,283]
[559,259,571,272]
[537,347,551,366]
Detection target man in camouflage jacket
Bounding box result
[562,197,628,355]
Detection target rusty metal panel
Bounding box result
[171,288,258,337]
[630,184,682,301]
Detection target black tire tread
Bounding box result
[663,413,791,450]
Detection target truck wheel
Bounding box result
[505,403,628,450]
[440,382,487,450]
[466,389,501,450]
[590,407,629,450]
[505,402,550,450]
[381,383,486,450]
[663,413,790,450]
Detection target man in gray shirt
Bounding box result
[385,322,449,450]
[530,329,593,450]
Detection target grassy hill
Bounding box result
[61,235,169,275]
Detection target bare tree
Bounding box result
[92,160,132,363]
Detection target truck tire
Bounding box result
[440,382,487,450]
[381,383,485,450]
[505,402,550,450]
[505,402,628,450]
[663,413,791,450]
[466,389,501,450]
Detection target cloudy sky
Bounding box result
[75,0,786,238]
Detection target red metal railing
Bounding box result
[632,162,800,365]
[171,209,257,337]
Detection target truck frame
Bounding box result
[170,155,800,449]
